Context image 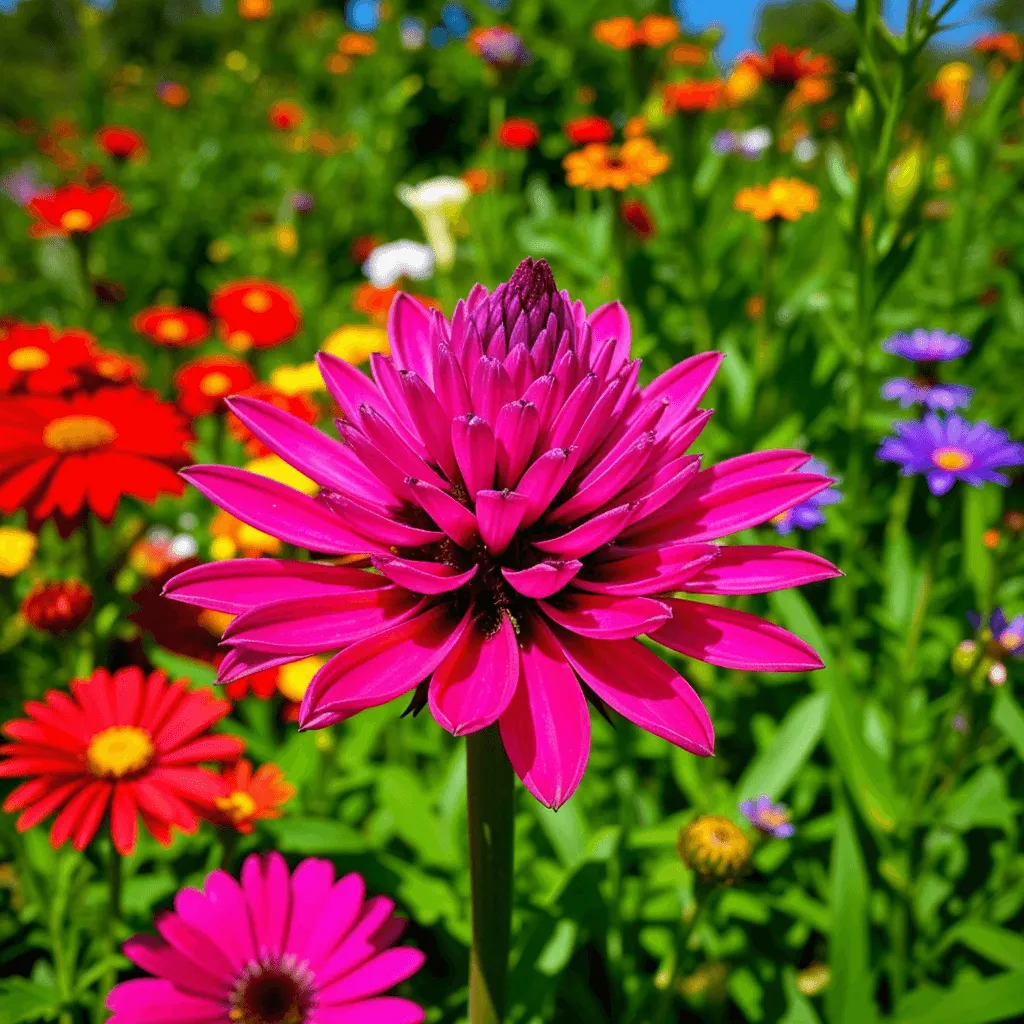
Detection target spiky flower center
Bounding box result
[229,956,315,1024]
[43,415,117,452]
[86,726,155,779]
[8,346,50,371]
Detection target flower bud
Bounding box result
[21,579,93,634]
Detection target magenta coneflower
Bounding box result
[166,259,838,809]
[107,852,425,1024]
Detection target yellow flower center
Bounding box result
[86,725,154,778]
[932,447,972,471]
[8,346,50,371]
[277,656,325,702]
[199,371,233,397]
[759,807,790,829]
[226,330,254,353]
[216,789,258,824]
[198,608,234,638]
[157,318,188,341]
[59,209,94,232]
[241,289,272,313]
[43,414,117,453]
[999,630,1022,653]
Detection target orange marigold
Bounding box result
[973,32,1022,62]
[743,44,832,86]
[735,178,819,221]
[211,758,295,834]
[638,15,679,47]
[593,17,640,49]
[564,137,670,191]
[338,32,377,56]
[663,79,724,114]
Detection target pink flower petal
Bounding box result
[499,618,590,809]
[574,543,718,596]
[216,647,303,684]
[388,292,434,383]
[545,373,599,450]
[358,405,449,491]
[399,371,458,480]
[452,414,496,498]
[517,447,579,528]
[471,356,515,426]
[549,432,654,523]
[285,858,337,958]
[532,502,635,559]
[181,465,366,555]
[106,978,223,1024]
[120,935,226,1000]
[300,605,471,723]
[316,998,425,1024]
[406,478,478,548]
[302,871,367,970]
[642,351,723,419]
[476,489,529,555]
[163,559,387,614]
[321,948,427,1005]
[429,614,520,735]
[539,592,670,640]
[652,599,825,671]
[323,493,442,548]
[588,300,632,374]
[495,400,540,488]
[680,545,841,595]
[688,449,812,494]
[502,559,582,598]
[372,557,478,594]
[555,627,714,755]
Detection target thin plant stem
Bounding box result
[466,725,515,1024]
[98,846,123,1022]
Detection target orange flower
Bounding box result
[638,15,679,47]
[593,17,640,49]
[352,282,441,323]
[211,759,295,834]
[743,45,832,86]
[735,178,819,221]
[462,167,494,194]
[670,42,709,66]
[663,79,724,114]
[792,76,832,106]
[27,183,128,237]
[623,115,647,139]
[564,115,615,146]
[239,0,272,18]
[974,32,1022,62]
[928,62,972,124]
[211,278,301,350]
[564,137,670,190]
[325,54,352,75]
[156,81,189,107]
[338,32,377,56]
[268,100,304,131]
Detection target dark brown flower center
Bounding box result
[230,959,314,1024]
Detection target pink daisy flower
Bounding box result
[165,259,839,808]
[106,852,425,1024]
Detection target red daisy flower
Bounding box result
[268,100,305,131]
[498,117,541,150]
[0,387,194,536]
[174,355,258,417]
[27,182,129,236]
[89,349,145,386]
[0,322,99,395]
[210,279,302,351]
[133,306,210,348]
[227,383,317,457]
[0,667,244,855]
[663,79,724,113]
[564,115,615,146]
[21,579,94,634]
[96,125,146,161]
[743,45,832,86]
[223,665,281,701]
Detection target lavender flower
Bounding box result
[882,329,970,362]
[772,457,841,534]
[740,796,795,839]
[881,377,973,412]
[474,25,531,70]
[877,414,1024,496]
[290,191,315,214]
[967,608,1024,660]
[1,164,44,208]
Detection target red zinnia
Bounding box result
[663,79,724,113]
[96,126,146,161]
[743,45,832,86]
[27,182,128,236]
[564,115,615,146]
[1,322,99,395]
[498,117,541,149]
[0,387,194,536]
[175,355,257,417]
[227,383,317,457]
[209,758,295,833]
[211,279,302,351]
[0,667,244,854]
[268,100,305,131]
[133,306,210,348]
[21,579,94,634]
[621,197,655,239]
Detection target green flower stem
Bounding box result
[97,846,123,1023]
[466,725,515,1024]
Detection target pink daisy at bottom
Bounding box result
[106,852,425,1024]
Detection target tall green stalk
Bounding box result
[466,725,515,1024]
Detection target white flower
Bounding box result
[397,176,471,269]
[794,137,819,165]
[362,240,436,288]
[739,127,773,159]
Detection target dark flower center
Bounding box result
[230,959,314,1024]
[508,257,556,310]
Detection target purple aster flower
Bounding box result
[951,711,968,734]
[881,377,973,411]
[771,457,841,534]
[882,329,970,362]
[473,25,531,70]
[877,414,1024,496]
[967,607,1024,660]
[290,191,315,214]
[740,795,795,838]
[1,164,45,208]
[711,130,737,155]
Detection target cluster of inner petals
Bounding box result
[228,955,316,1024]
[86,725,155,779]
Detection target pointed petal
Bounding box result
[452,414,496,498]
[372,557,478,594]
[501,559,582,598]
[539,592,670,640]
[574,543,718,596]
[588,300,632,373]
[388,292,433,382]
[680,545,841,595]
[532,502,635,559]
[476,489,529,555]
[406,478,478,548]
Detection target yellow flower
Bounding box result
[210,511,281,559]
[929,61,972,124]
[677,815,752,882]
[244,455,318,495]
[269,362,325,396]
[277,655,326,702]
[323,324,389,364]
[275,224,298,254]
[735,178,819,221]
[0,527,37,577]
[725,63,761,104]
[795,963,831,997]
[563,137,670,191]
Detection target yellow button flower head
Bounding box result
[210,511,282,559]
[397,176,472,269]
[563,137,670,191]
[735,178,819,221]
[323,324,390,365]
[244,454,318,495]
[277,655,326,703]
[0,527,37,577]
[269,361,325,396]
[678,815,752,882]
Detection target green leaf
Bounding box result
[942,767,1014,833]
[736,692,828,801]
[531,796,588,869]
[962,486,994,608]
[894,972,1024,1024]
[779,969,824,1024]
[375,766,457,869]
[827,803,876,1024]
[939,922,1024,970]
[992,690,1024,762]
[146,646,218,689]
[0,979,60,1024]
[261,818,364,855]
